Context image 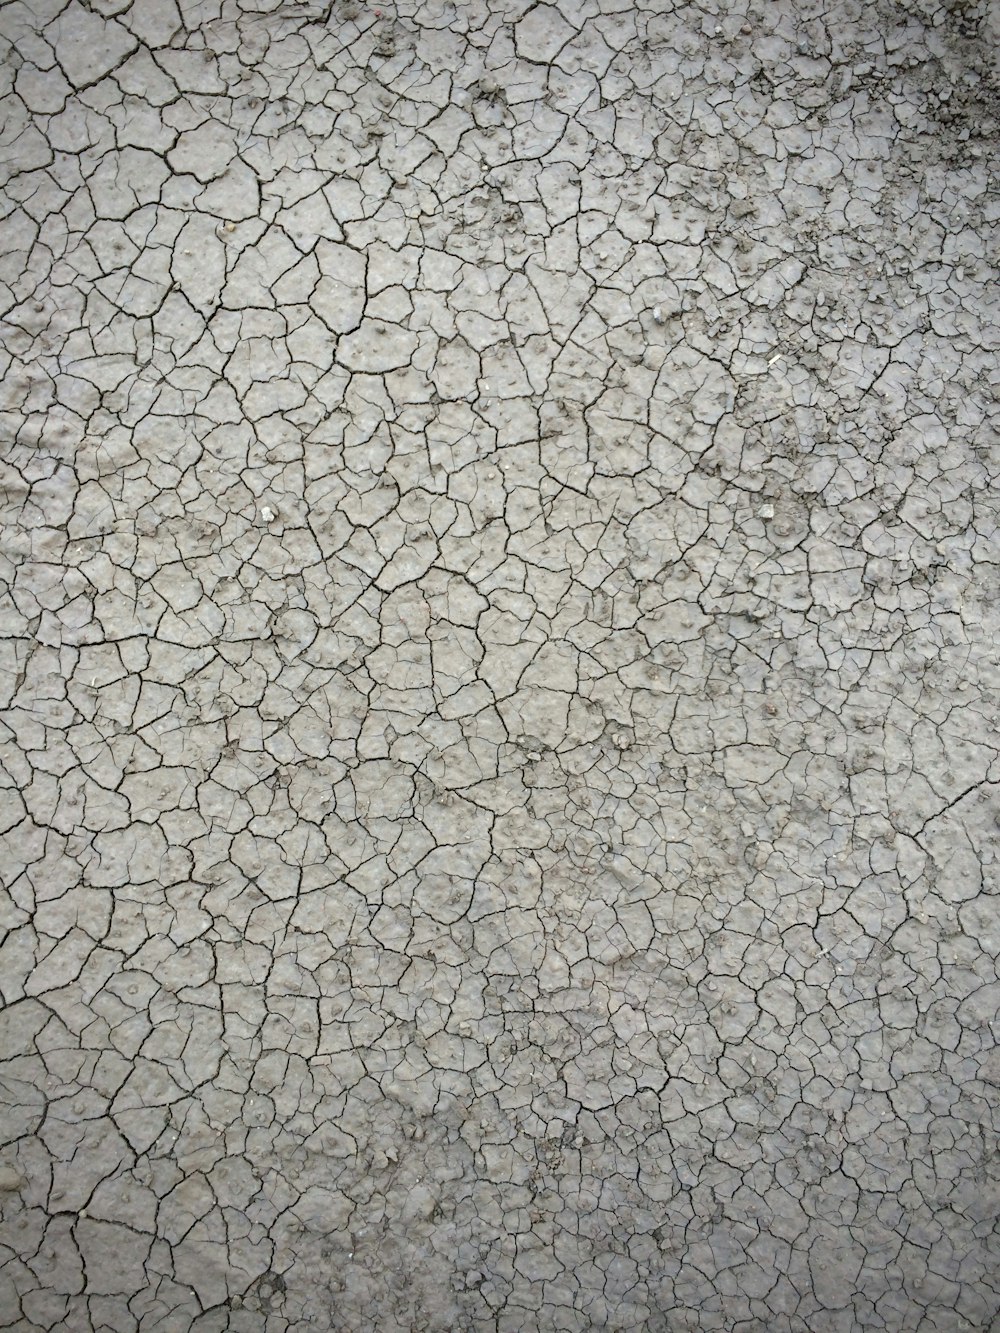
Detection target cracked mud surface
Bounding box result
[1,0,999,1328]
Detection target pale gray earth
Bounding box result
[1,0,999,1328]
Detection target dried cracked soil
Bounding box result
[1,0,1000,1329]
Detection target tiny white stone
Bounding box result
[261,506,274,522]
[652,306,664,324]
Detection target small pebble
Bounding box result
[0,1167,23,1193]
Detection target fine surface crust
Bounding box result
[1,0,999,1329]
